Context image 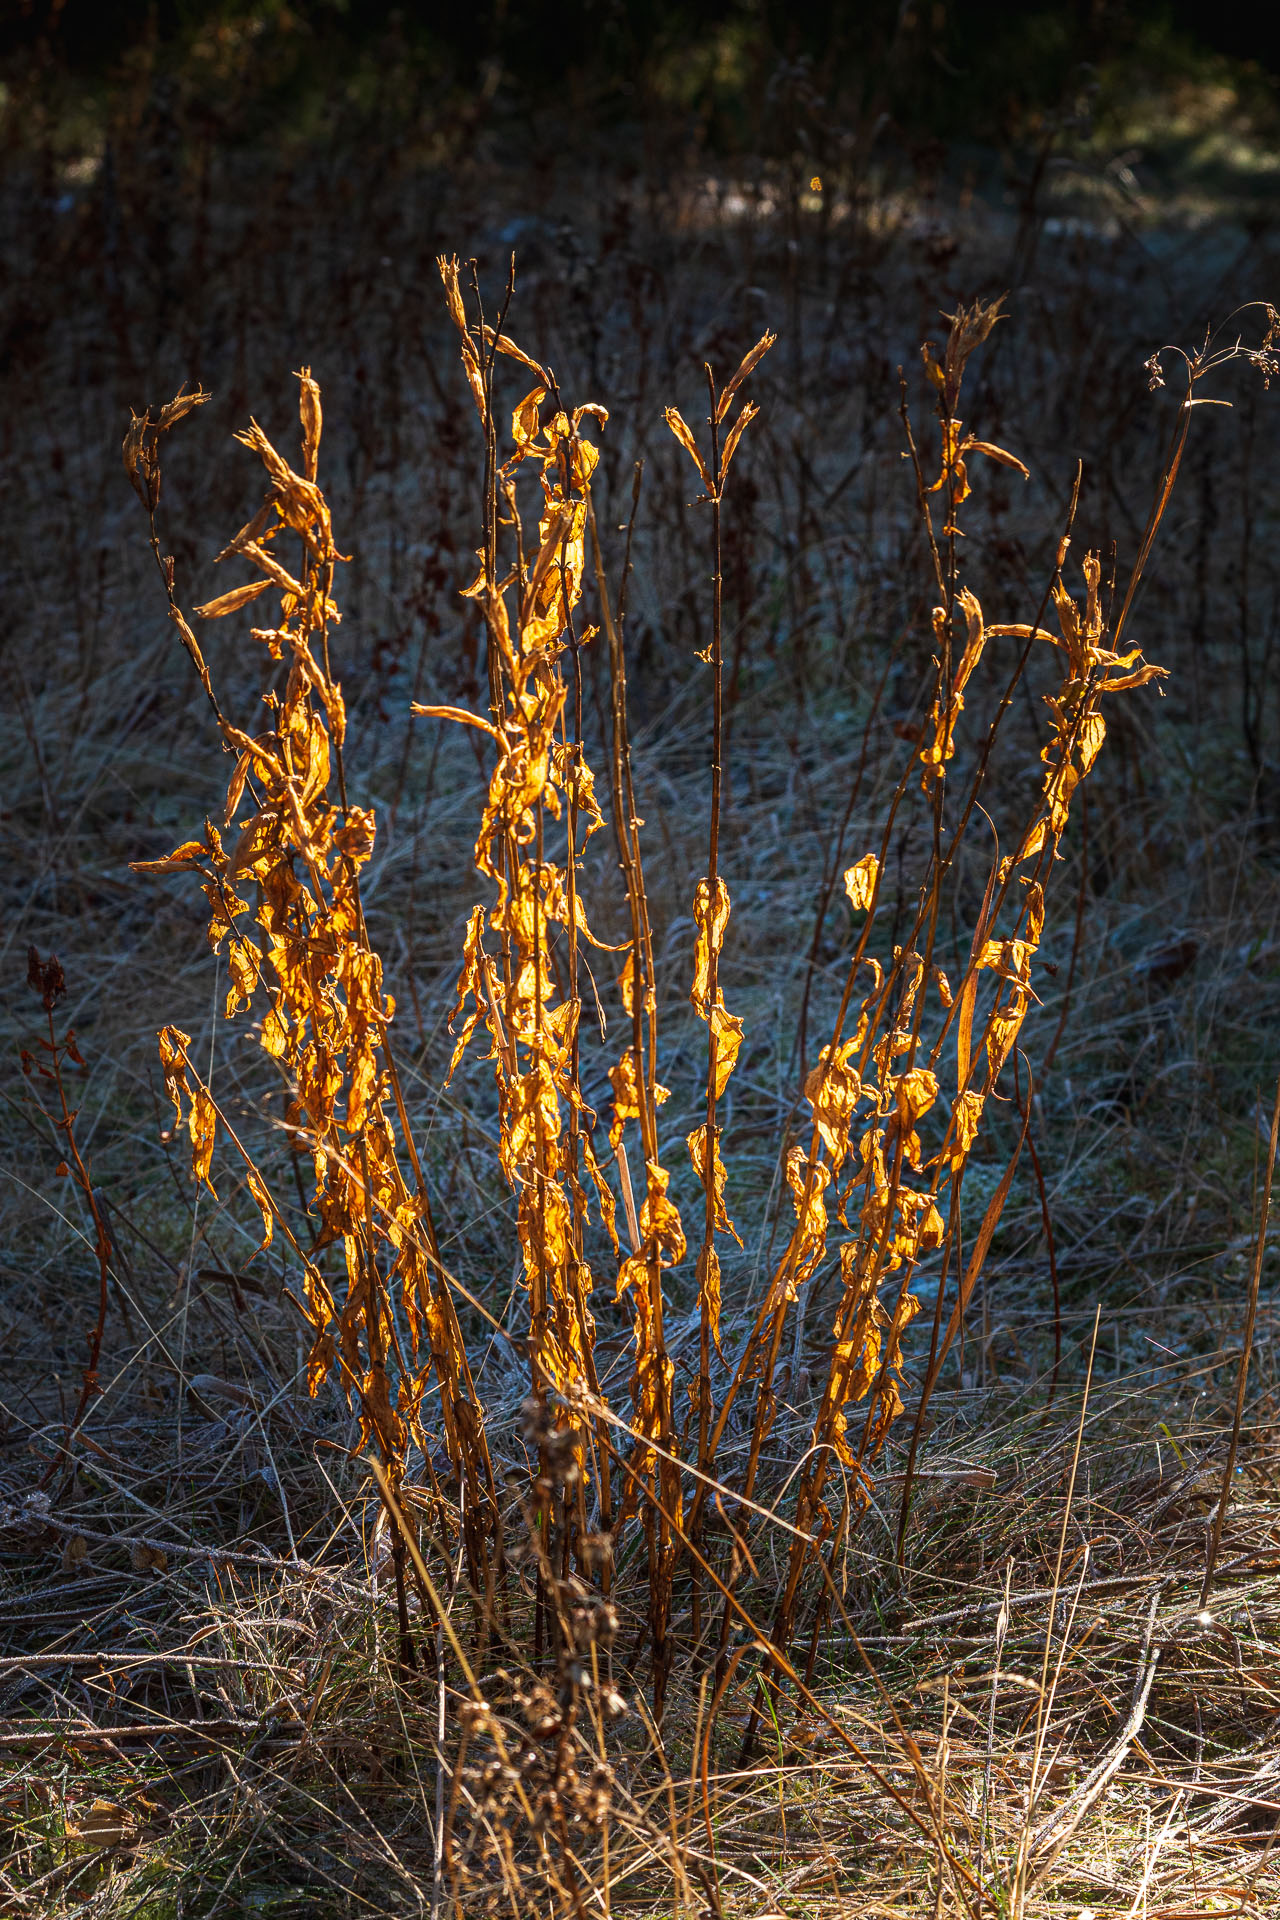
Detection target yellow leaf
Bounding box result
[131,839,211,875]
[482,326,551,384]
[246,1169,274,1258]
[1079,709,1106,773]
[189,1085,217,1194]
[718,399,759,483]
[157,1025,191,1130]
[954,1088,984,1156]
[225,936,260,1018]
[896,1067,938,1125]
[691,875,731,1015]
[843,853,879,913]
[709,1002,744,1098]
[664,407,712,492]
[687,1123,742,1246]
[715,331,777,423]
[618,949,637,1016]
[984,999,1026,1086]
[297,366,323,482]
[804,1041,862,1167]
[194,578,272,620]
[964,438,1030,481]
[697,1242,725,1358]
[154,386,211,434]
[416,702,506,737]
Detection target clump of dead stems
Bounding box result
[119,272,1278,1901]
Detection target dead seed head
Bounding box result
[26,944,65,1012]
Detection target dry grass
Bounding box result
[2,82,1280,1918]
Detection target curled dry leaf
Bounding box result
[65,1797,136,1853]
[714,329,777,423]
[664,407,712,493]
[194,578,272,620]
[60,1533,89,1575]
[844,853,879,912]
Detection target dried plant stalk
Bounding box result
[128,374,498,1619]
[122,279,1273,1720]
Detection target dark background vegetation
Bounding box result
[6,0,1280,168]
[6,0,1280,110]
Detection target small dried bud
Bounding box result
[519,1395,553,1450]
[580,1532,613,1574]
[27,946,66,1012]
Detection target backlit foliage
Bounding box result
[128,277,1180,1698]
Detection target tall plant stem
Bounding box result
[696,369,725,1510]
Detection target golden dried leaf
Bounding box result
[664,407,712,493]
[225,936,259,1018]
[510,383,547,453]
[1102,662,1168,695]
[952,587,987,693]
[804,1041,862,1167]
[1018,818,1048,864]
[246,1168,274,1258]
[715,330,777,422]
[709,1002,744,1098]
[194,578,272,621]
[687,1123,742,1245]
[582,1135,620,1255]
[240,540,308,603]
[482,325,551,383]
[639,1158,686,1268]
[843,853,879,913]
[952,1088,984,1159]
[965,438,1031,481]
[157,1025,191,1129]
[214,500,276,564]
[718,399,759,483]
[131,838,212,876]
[691,874,731,1015]
[169,606,213,698]
[785,1147,832,1286]
[122,410,152,505]
[618,949,637,1016]
[189,1085,218,1194]
[896,1067,938,1126]
[984,999,1026,1087]
[155,387,211,434]
[697,1243,724,1358]
[297,365,322,482]
[1079,709,1106,773]
[928,416,971,504]
[977,936,1034,985]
